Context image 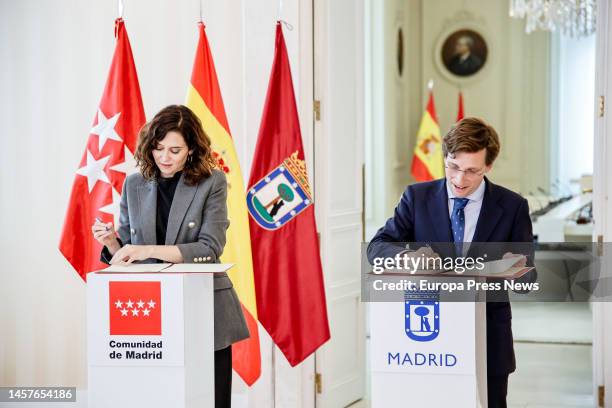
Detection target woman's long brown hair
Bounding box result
[135,105,217,185]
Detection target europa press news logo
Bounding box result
[109,281,162,335]
[404,290,440,342]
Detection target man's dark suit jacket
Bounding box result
[367,177,533,376]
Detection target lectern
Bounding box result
[87,263,232,408]
[369,275,488,408]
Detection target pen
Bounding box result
[95,217,110,231]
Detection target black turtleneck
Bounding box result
[156,171,182,245]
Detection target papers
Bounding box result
[448,255,533,279]
[162,263,233,273]
[478,255,525,276]
[100,263,172,273]
[97,263,234,274]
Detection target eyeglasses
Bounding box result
[444,163,486,179]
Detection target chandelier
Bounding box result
[509,0,597,38]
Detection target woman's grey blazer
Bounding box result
[114,169,250,351]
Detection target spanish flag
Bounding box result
[186,22,261,385]
[410,91,444,182]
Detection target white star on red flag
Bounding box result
[110,145,138,176]
[99,186,122,227]
[75,150,111,193]
[60,19,145,280]
[91,109,122,151]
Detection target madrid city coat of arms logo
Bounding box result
[247,151,313,230]
[404,290,440,342]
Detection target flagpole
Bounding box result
[277,0,283,21]
[427,78,434,92]
[271,343,276,408]
[199,0,204,22]
[117,0,124,19]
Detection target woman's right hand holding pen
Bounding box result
[91,218,121,255]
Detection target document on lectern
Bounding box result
[475,255,527,275]
[99,263,234,274]
[100,263,172,273]
[162,263,233,273]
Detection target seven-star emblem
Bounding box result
[114,298,155,317]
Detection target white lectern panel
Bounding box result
[87,272,214,408]
[370,300,487,408]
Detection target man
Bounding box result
[367,117,533,408]
[448,35,483,76]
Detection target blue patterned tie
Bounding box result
[451,198,470,256]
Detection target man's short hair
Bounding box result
[443,117,500,166]
[457,35,474,48]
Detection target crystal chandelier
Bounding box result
[509,0,597,38]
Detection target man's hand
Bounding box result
[404,246,442,272]
[110,245,153,265]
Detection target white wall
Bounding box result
[0,1,313,405]
[366,0,553,240]
[365,0,419,239]
[553,33,596,190]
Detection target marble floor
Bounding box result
[508,342,594,408]
[507,302,594,408]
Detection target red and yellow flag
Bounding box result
[410,92,444,182]
[186,22,261,385]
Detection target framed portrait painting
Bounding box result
[435,24,490,84]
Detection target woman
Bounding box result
[91,104,249,408]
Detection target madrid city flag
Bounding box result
[186,22,261,385]
[247,23,330,366]
[410,92,444,182]
[60,18,145,280]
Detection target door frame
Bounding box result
[313,0,367,406]
[593,0,612,406]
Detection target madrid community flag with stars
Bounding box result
[410,91,444,182]
[60,18,145,280]
[186,22,261,385]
